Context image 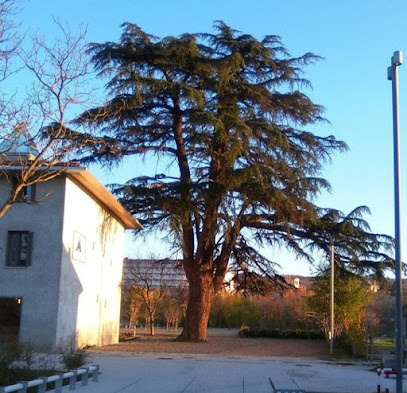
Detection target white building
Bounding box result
[123,259,235,292]
[0,152,141,350]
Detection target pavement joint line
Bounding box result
[180,376,197,393]
[112,378,143,393]
[290,376,300,388]
[269,377,275,391]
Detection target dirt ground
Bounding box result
[93,328,329,358]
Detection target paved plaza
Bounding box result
[76,352,396,393]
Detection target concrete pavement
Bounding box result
[72,352,396,393]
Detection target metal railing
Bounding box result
[0,365,99,393]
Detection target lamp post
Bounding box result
[330,239,334,355]
[387,50,403,393]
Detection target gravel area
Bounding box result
[92,328,329,358]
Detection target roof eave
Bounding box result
[0,165,143,230]
[66,168,143,230]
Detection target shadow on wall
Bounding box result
[99,322,115,347]
[64,238,120,349]
[56,245,83,351]
[98,209,117,257]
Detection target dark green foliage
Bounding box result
[0,341,22,383]
[0,369,57,388]
[238,325,324,340]
[78,21,392,279]
[333,331,368,358]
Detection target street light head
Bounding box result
[392,51,403,66]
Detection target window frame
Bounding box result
[5,231,33,267]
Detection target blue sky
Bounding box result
[19,0,407,275]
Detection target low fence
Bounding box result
[0,365,99,393]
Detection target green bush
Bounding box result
[238,325,252,337]
[238,326,325,340]
[59,347,90,371]
[59,345,90,371]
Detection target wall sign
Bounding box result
[72,231,86,262]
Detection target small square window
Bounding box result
[21,185,36,202]
[11,179,36,203]
[6,231,33,267]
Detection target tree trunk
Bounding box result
[149,315,155,336]
[177,273,214,341]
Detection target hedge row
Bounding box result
[238,326,325,340]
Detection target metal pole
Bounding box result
[330,241,334,355]
[387,50,403,393]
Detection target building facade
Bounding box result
[0,166,141,350]
[122,258,187,289]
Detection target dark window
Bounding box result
[11,179,36,203]
[6,231,33,267]
[20,185,36,202]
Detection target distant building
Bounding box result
[223,271,236,292]
[284,275,313,290]
[122,258,241,293]
[123,258,187,289]
[370,280,379,293]
[0,139,142,350]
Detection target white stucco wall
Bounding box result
[0,177,66,350]
[57,176,125,348]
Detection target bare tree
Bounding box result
[129,295,141,336]
[123,258,187,336]
[0,0,27,160]
[120,287,141,337]
[0,15,92,218]
[164,283,188,332]
[0,0,23,80]
[124,259,169,336]
[163,299,179,332]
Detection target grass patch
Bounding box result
[374,337,396,353]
